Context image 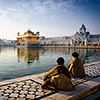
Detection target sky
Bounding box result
[0,0,100,40]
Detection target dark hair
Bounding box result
[57,57,64,65]
[72,52,79,57]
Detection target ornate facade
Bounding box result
[17,30,39,44]
[40,24,100,45]
[71,24,100,45]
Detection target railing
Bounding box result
[14,43,100,48]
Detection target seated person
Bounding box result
[42,57,75,91]
[67,52,86,78]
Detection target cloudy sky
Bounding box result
[0,0,100,40]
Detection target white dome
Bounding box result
[80,23,85,28]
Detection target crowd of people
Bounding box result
[42,52,86,91]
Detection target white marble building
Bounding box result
[0,39,15,46]
[40,24,100,45]
[40,36,71,44]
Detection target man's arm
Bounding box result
[67,62,71,69]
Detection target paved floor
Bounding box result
[0,79,55,100]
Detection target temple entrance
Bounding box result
[83,41,85,45]
[78,41,81,45]
[75,41,77,45]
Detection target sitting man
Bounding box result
[67,52,86,78]
[42,57,75,91]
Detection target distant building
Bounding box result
[0,39,3,46]
[17,30,39,44]
[0,39,15,46]
[40,36,71,44]
[40,24,100,45]
[71,23,100,45]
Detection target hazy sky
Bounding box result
[0,0,100,40]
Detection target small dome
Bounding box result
[36,31,39,34]
[80,23,85,29]
[24,32,26,35]
[86,31,90,35]
[27,30,32,33]
[74,31,79,36]
[17,32,20,35]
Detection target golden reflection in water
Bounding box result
[17,48,39,64]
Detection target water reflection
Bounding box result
[0,47,100,81]
[16,48,100,64]
[17,48,39,64]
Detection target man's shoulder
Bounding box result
[70,59,75,63]
[69,58,78,65]
[57,65,66,68]
[53,65,59,70]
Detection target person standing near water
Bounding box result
[42,57,75,91]
[67,52,86,78]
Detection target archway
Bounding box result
[83,41,85,45]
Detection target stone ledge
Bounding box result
[82,89,100,100]
[0,73,45,86]
[40,77,100,100]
